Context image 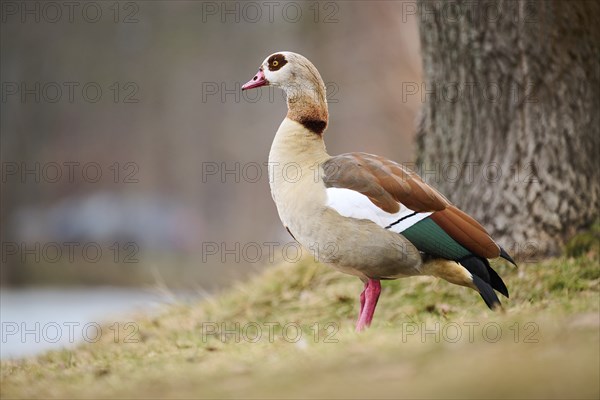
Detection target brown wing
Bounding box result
[322,152,500,259]
[322,152,448,213]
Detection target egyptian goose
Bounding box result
[242,52,516,331]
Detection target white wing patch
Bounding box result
[325,187,431,232]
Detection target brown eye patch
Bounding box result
[268,54,287,71]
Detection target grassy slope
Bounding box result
[1,253,599,399]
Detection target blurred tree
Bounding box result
[416,0,600,257]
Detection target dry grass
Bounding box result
[1,253,599,399]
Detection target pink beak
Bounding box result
[241,69,268,91]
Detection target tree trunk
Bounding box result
[416,0,600,258]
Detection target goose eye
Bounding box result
[267,54,287,71]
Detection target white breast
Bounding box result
[268,118,330,229]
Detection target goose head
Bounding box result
[242,51,328,133]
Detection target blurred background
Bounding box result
[1,1,424,357]
[1,1,423,290]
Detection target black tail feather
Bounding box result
[499,246,517,267]
[458,255,509,306]
[486,261,509,298]
[471,275,501,310]
[458,255,490,283]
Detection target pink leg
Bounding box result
[355,279,381,332]
[359,282,367,316]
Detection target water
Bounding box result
[0,287,193,359]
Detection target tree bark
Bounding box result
[416,0,600,257]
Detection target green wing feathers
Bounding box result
[402,218,471,260]
[402,208,515,309]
